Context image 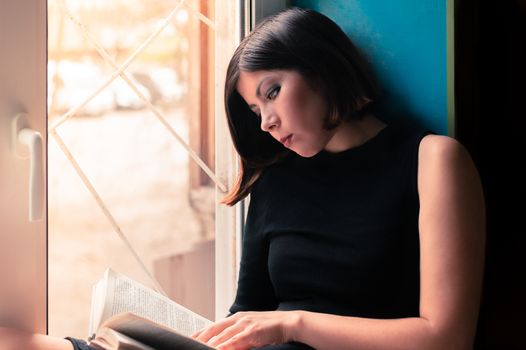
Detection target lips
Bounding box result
[280,134,293,147]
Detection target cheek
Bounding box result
[281,96,324,131]
[297,89,328,127]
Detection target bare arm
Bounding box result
[196,135,485,350]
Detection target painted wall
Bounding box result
[292,0,449,134]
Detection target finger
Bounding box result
[195,319,236,343]
[206,324,243,348]
[215,330,253,350]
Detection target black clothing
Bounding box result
[66,337,94,350]
[229,123,433,349]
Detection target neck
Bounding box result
[324,114,387,153]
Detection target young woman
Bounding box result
[0,7,485,350]
[190,7,485,350]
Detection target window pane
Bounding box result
[48,0,216,338]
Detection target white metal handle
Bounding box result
[11,113,44,222]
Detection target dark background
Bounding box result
[455,0,526,348]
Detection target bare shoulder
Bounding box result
[417,133,483,202]
[418,135,485,239]
[419,134,471,165]
[417,134,481,187]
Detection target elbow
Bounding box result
[423,321,476,350]
[0,327,20,350]
[432,337,474,350]
[444,331,475,350]
[431,336,474,350]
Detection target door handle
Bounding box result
[11,113,44,222]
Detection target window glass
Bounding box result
[48,0,217,338]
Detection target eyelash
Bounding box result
[253,85,281,117]
[266,86,280,100]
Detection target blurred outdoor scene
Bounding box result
[48,0,217,338]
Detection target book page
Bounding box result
[105,269,212,336]
[89,273,110,338]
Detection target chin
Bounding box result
[292,147,322,158]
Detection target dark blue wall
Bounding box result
[292,0,449,135]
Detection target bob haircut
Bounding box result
[222,7,382,206]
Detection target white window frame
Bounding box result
[0,0,47,333]
[214,0,289,319]
[214,0,244,320]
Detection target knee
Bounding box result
[0,327,74,350]
[0,327,24,349]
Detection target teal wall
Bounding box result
[292,0,449,135]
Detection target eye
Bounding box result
[266,86,280,100]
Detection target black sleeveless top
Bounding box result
[229,123,433,350]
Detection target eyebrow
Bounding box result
[248,76,272,111]
[255,77,272,98]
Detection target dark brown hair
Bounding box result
[221,7,382,206]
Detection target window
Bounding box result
[47,0,241,338]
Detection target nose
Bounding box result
[260,108,279,132]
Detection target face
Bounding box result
[236,69,335,157]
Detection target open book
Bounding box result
[88,268,214,350]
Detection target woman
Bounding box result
[190,7,485,350]
[0,7,485,350]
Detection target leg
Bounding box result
[0,327,73,350]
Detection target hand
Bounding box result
[191,310,299,350]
